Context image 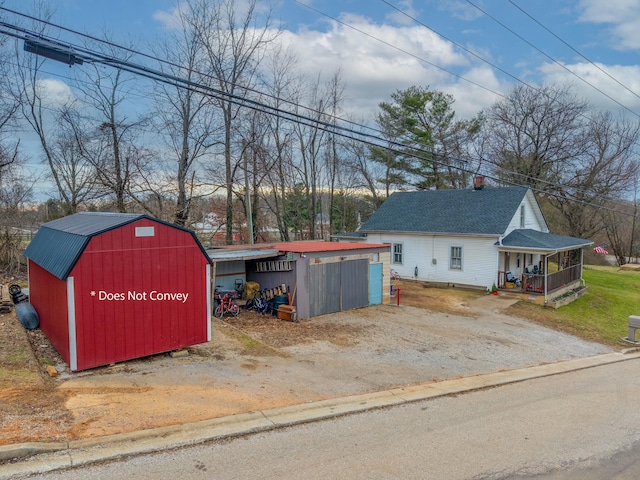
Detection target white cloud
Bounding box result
[445,66,506,118]
[538,60,640,113]
[384,0,422,27]
[578,0,640,50]
[153,0,269,31]
[36,79,74,107]
[279,15,495,119]
[153,7,182,30]
[433,0,484,21]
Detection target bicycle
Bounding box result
[214,290,240,318]
[245,289,270,315]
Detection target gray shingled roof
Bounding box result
[500,229,592,251]
[360,187,529,235]
[24,212,209,280]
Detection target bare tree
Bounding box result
[71,42,150,213]
[194,0,279,244]
[152,2,221,226]
[343,138,385,208]
[601,197,638,266]
[0,11,32,276]
[0,7,24,147]
[322,70,346,237]
[10,3,81,210]
[0,91,18,172]
[547,112,640,239]
[483,83,640,240]
[293,74,329,239]
[44,106,100,213]
[290,71,352,239]
[482,83,588,191]
[258,44,299,241]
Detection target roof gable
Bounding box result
[25,212,210,280]
[360,186,532,236]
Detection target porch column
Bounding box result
[544,254,550,302]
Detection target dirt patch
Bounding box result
[0,281,611,447]
[390,279,482,315]
[222,308,368,348]
[0,309,74,445]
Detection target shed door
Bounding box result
[341,259,369,310]
[309,259,369,317]
[369,263,383,305]
[309,263,341,317]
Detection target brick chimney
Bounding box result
[473,175,485,190]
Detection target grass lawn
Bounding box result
[506,265,640,347]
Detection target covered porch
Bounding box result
[495,229,593,306]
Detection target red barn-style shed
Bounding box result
[24,212,212,371]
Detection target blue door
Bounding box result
[369,263,383,305]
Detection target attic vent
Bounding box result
[473,175,485,190]
[135,226,155,237]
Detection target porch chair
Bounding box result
[505,271,521,287]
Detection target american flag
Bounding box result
[593,246,609,254]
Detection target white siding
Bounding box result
[504,195,546,235]
[366,233,499,290]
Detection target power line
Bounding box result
[293,0,505,99]
[507,0,640,103]
[298,0,640,168]
[0,5,386,143]
[379,0,640,120]
[463,0,640,119]
[292,1,622,199]
[0,15,493,186]
[375,0,640,178]
[379,0,536,93]
[0,9,635,217]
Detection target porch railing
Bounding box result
[546,264,581,291]
[522,273,545,293]
[498,264,582,294]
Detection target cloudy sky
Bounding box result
[2,0,640,194]
[3,0,640,119]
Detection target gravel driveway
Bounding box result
[44,293,611,441]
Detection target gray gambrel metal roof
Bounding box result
[24,212,210,280]
[499,229,593,252]
[360,186,540,235]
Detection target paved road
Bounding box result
[21,357,640,480]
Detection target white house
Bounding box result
[335,181,592,304]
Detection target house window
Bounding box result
[392,243,403,264]
[520,205,525,228]
[450,246,462,270]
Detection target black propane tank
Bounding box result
[8,284,39,330]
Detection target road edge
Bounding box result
[2,350,639,478]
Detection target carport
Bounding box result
[238,241,391,320]
[207,247,280,293]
